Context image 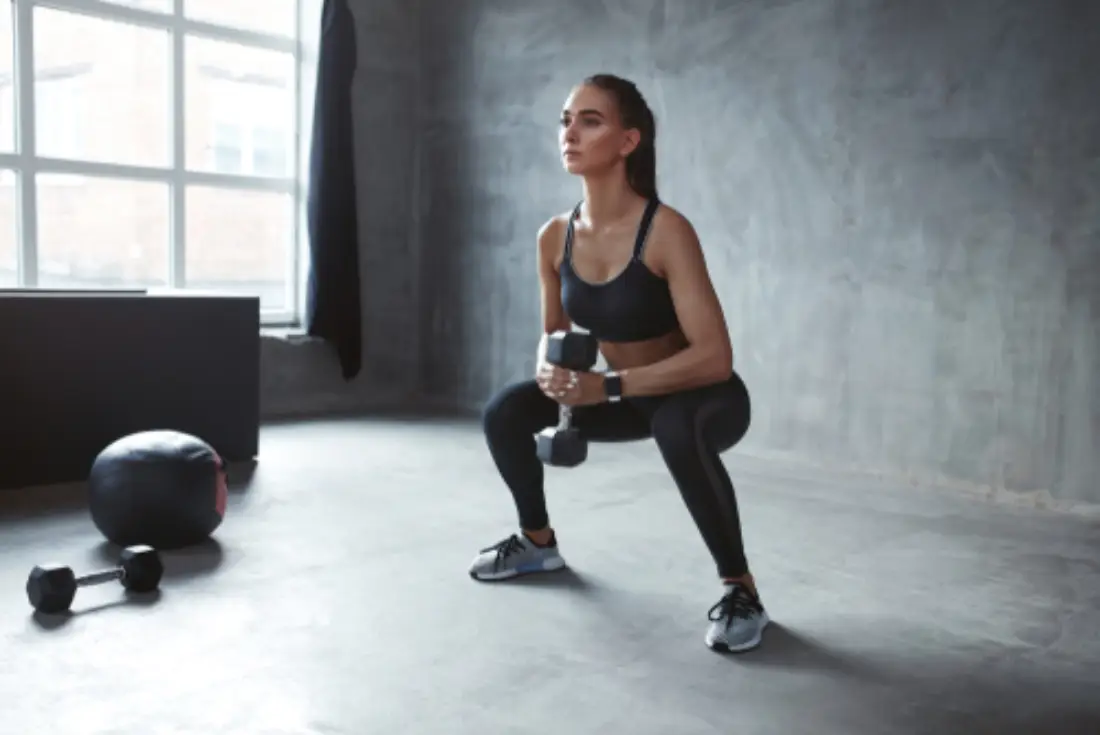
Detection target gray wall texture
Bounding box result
[284,0,1100,508]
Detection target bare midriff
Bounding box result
[599,328,689,372]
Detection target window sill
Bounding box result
[261,326,317,343]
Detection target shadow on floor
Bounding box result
[30,590,163,631]
[226,459,258,494]
[525,580,1100,735]
[725,622,1100,735]
[734,621,884,679]
[502,567,599,593]
[93,537,226,581]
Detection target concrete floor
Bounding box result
[1,415,1098,734]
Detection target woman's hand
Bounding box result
[536,363,607,407]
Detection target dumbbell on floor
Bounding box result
[26,545,164,614]
[537,330,599,467]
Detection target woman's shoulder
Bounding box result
[535,208,578,268]
[537,209,575,238]
[650,200,696,234]
[648,200,701,254]
[536,207,580,250]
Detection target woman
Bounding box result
[470,73,768,653]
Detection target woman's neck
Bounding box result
[580,170,642,230]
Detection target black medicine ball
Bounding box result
[88,430,228,549]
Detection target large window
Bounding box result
[0,0,303,325]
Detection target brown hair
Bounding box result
[583,73,658,200]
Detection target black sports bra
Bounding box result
[559,198,681,343]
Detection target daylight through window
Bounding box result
[0,0,303,325]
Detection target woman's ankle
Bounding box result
[523,527,555,547]
[722,573,757,596]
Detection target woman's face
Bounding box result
[559,84,639,175]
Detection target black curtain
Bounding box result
[305,0,362,380]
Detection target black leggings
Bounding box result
[481,371,753,579]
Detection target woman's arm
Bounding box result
[536,216,572,366]
[618,210,734,397]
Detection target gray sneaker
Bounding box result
[705,583,770,652]
[468,532,566,581]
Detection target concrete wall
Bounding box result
[260,0,421,417]
[413,0,1100,506]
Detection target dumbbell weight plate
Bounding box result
[545,330,600,371]
[26,565,78,614]
[118,546,164,593]
[537,427,588,467]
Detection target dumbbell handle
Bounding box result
[557,405,573,430]
[75,567,125,588]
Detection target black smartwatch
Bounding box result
[603,371,623,403]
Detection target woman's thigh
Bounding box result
[482,379,653,443]
[574,399,653,443]
[481,379,559,435]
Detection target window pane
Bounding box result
[36,175,168,289]
[211,122,243,173]
[34,8,170,167]
[185,36,295,177]
[185,186,292,310]
[0,5,14,154]
[0,170,15,286]
[185,0,297,38]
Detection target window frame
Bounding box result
[0,0,305,327]
[204,70,293,178]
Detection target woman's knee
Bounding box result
[714,373,751,450]
[650,398,698,459]
[481,379,555,439]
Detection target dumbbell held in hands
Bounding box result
[537,330,599,467]
[544,329,600,373]
[536,329,601,400]
[26,545,164,614]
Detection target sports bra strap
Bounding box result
[563,200,583,256]
[632,197,661,259]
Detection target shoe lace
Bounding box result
[707,585,759,624]
[481,534,527,567]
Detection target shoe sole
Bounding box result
[706,611,770,653]
[469,556,567,582]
